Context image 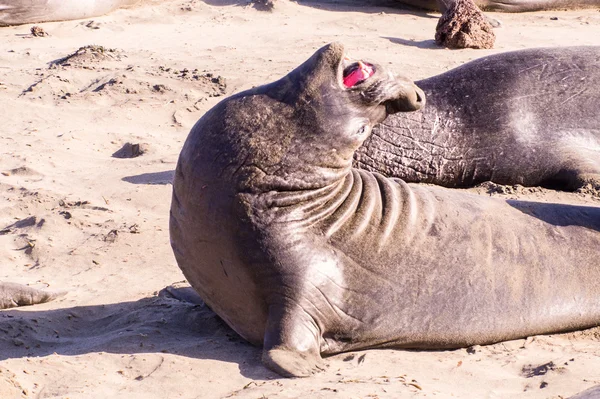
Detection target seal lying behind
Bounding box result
[0,0,139,26]
[399,0,600,12]
[355,46,600,191]
[0,282,63,309]
[170,43,600,377]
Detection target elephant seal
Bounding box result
[401,0,597,48]
[0,282,63,309]
[0,0,139,26]
[400,0,600,12]
[170,43,600,377]
[355,46,600,191]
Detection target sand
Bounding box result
[0,0,599,397]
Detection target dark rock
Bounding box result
[435,0,495,49]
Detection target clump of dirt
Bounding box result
[21,49,228,111]
[1,216,46,265]
[20,72,78,101]
[435,0,495,49]
[559,326,600,341]
[157,66,227,97]
[475,181,600,202]
[521,361,565,378]
[2,166,42,177]
[576,183,600,198]
[50,45,124,69]
[30,26,48,37]
[88,74,170,97]
[152,84,170,93]
[476,181,545,196]
[92,76,127,93]
[112,143,148,159]
[250,0,275,11]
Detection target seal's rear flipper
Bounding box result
[262,303,326,377]
[0,282,66,309]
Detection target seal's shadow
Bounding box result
[507,200,600,232]
[0,290,272,380]
[382,36,441,49]
[122,170,175,185]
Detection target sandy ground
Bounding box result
[1,0,599,398]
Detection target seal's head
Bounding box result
[266,41,425,159]
[180,43,425,192]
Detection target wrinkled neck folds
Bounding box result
[243,166,421,254]
[225,43,423,229]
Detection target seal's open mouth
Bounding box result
[342,59,375,88]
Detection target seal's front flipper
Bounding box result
[262,303,326,377]
[0,282,65,309]
[263,347,326,378]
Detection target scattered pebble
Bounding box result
[112,142,147,158]
[30,26,48,37]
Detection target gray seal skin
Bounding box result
[569,385,600,399]
[400,0,600,12]
[355,46,600,191]
[0,282,62,309]
[0,0,139,26]
[170,43,600,378]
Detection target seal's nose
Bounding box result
[385,83,426,114]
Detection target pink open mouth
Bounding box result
[343,60,375,88]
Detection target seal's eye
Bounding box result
[356,125,369,136]
[343,61,375,88]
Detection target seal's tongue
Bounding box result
[343,60,375,88]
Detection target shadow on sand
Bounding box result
[122,170,175,185]
[382,36,441,49]
[507,200,600,232]
[0,287,272,380]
